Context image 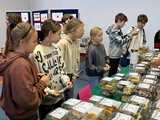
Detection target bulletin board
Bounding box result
[6,11,31,23]
[32,10,48,41]
[50,9,79,22]
[32,10,48,31]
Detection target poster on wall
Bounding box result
[52,12,63,21]
[33,13,40,21]
[34,23,41,31]
[41,13,48,22]
[21,12,29,22]
[6,12,31,23]
[50,9,79,22]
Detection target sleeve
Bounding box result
[58,47,70,85]
[10,61,47,110]
[102,45,109,64]
[29,53,41,73]
[110,30,132,46]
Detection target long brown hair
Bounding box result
[4,14,22,55]
[41,19,61,41]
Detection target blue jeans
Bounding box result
[86,76,100,89]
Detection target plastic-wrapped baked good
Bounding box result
[129,95,150,107]
[128,73,141,84]
[135,82,154,98]
[62,98,81,109]
[47,107,69,120]
[81,106,106,120]
[110,112,134,120]
[89,95,104,104]
[98,98,122,113]
[120,103,141,119]
[70,102,94,119]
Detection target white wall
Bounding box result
[1,0,160,50]
[30,0,160,51]
[0,0,30,48]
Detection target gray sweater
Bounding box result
[86,43,108,76]
[106,25,132,59]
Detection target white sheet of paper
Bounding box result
[33,13,40,21]
[21,12,29,22]
[52,12,63,21]
[41,13,48,22]
[34,23,41,31]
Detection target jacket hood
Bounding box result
[0,52,23,74]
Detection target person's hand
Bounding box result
[131,27,139,36]
[40,74,49,86]
[103,64,110,71]
[52,90,60,96]
[65,81,72,89]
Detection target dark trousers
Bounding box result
[108,58,120,77]
[39,99,64,120]
[11,113,38,120]
[64,74,74,100]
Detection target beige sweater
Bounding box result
[57,35,80,79]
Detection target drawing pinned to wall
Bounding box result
[33,13,40,21]
[41,13,48,22]
[50,9,79,22]
[34,23,41,31]
[21,12,29,22]
[6,12,31,23]
[52,12,63,21]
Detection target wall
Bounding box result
[1,0,160,50]
[29,0,160,51]
[0,0,30,48]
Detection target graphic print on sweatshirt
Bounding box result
[33,45,65,90]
